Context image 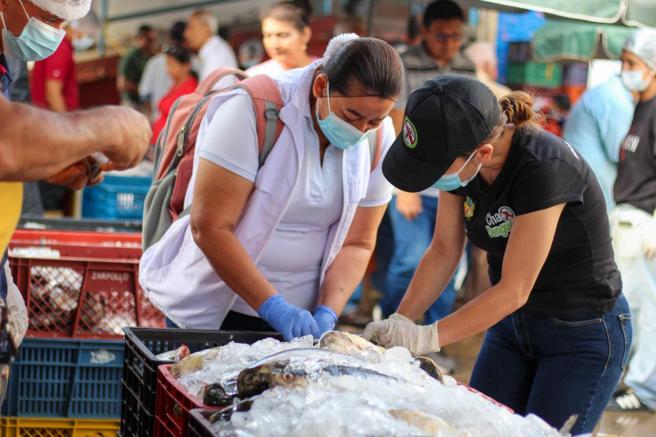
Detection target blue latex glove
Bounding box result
[313,305,337,337]
[257,295,319,341]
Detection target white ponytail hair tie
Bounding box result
[323,33,359,64]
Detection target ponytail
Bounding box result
[499,91,539,127]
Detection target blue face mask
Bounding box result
[1,0,65,61]
[315,82,371,150]
[432,152,482,192]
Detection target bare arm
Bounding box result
[318,204,387,314]
[190,160,277,310]
[397,191,467,319]
[44,79,67,112]
[429,204,566,347]
[0,95,151,181]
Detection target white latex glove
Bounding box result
[643,218,656,259]
[362,313,440,355]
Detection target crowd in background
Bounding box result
[12,0,653,415]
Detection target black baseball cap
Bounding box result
[383,74,501,192]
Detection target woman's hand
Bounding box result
[313,305,338,336]
[257,295,320,340]
[363,313,440,355]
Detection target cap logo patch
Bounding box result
[403,117,418,149]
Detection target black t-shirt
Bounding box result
[454,126,621,318]
[614,96,656,213]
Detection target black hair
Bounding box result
[169,21,186,44]
[137,24,153,37]
[323,37,402,100]
[165,45,192,65]
[423,0,465,27]
[260,1,312,31]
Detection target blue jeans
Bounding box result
[380,196,457,323]
[470,294,632,435]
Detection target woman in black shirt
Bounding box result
[364,75,631,434]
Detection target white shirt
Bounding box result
[139,53,173,122]
[246,59,285,78]
[197,91,391,315]
[198,35,238,88]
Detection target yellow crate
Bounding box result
[0,417,119,437]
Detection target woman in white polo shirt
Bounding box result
[140,35,402,340]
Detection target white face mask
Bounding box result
[622,69,653,92]
[0,0,65,61]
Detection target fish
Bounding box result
[320,332,443,382]
[389,409,463,436]
[155,345,190,362]
[237,361,398,399]
[208,397,256,424]
[170,348,220,378]
[198,347,367,405]
[202,382,234,407]
[319,331,385,354]
[415,355,443,383]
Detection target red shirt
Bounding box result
[31,37,78,110]
[151,76,198,144]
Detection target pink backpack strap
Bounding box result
[196,67,249,96]
[371,127,384,172]
[235,75,285,166]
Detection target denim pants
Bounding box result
[470,294,632,435]
[380,196,457,323]
[610,205,656,409]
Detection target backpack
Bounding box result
[142,67,385,250]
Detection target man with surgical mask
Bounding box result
[0,0,151,405]
[608,28,656,412]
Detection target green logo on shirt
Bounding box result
[403,117,418,149]
[485,206,515,239]
[464,197,475,221]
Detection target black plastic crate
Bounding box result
[120,327,280,437]
[188,409,216,437]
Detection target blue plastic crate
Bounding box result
[83,175,151,220]
[2,337,124,418]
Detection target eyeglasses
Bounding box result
[431,33,464,43]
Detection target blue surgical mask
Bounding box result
[432,152,481,192]
[315,82,371,150]
[0,0,65,61]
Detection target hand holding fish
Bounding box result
[363,313,441,355]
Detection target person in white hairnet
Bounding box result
[0,0,151,405]
[607,28,656,412]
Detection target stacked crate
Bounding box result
[1,229,164,436]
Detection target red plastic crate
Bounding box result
[10,229,142,259]
[7,230,164,339]
[155,365,219,437]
